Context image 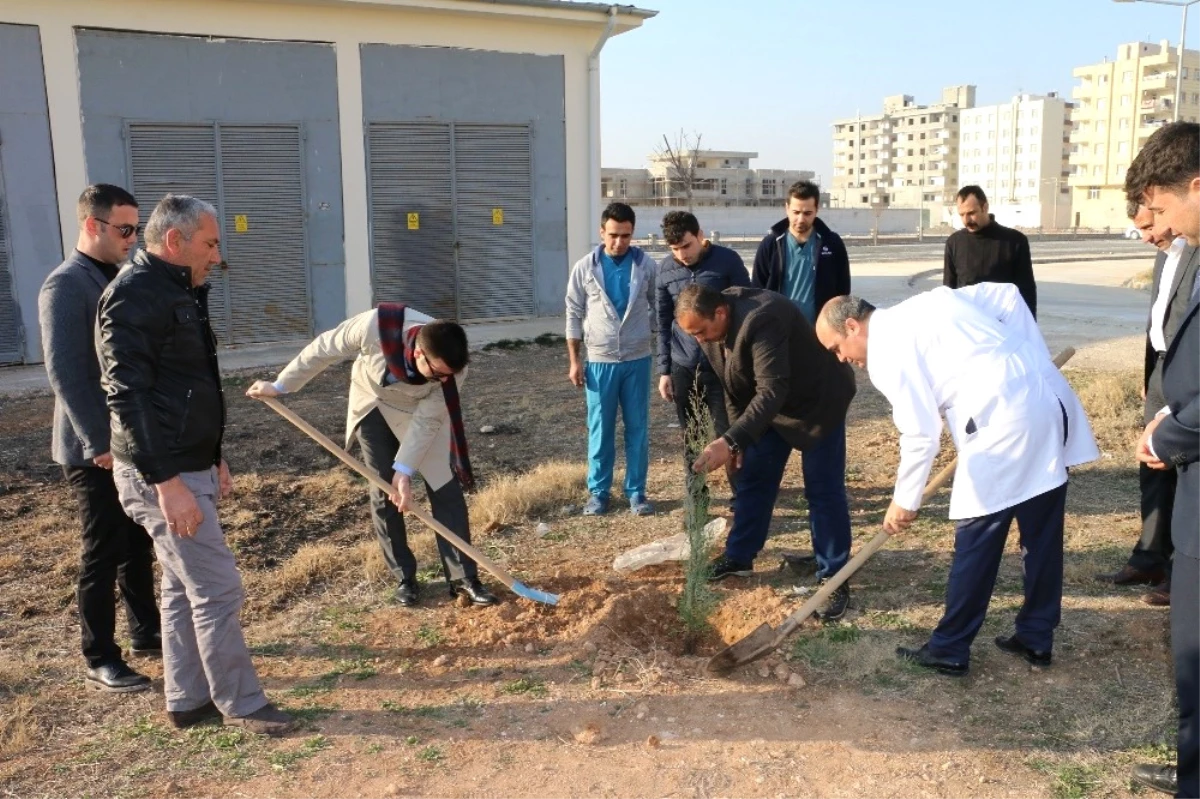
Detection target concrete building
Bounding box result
[831,85,975,216]
[957,93,1073,230]
[1068,40,1200,230]
[601,150,815,207]
[0,0,654,365]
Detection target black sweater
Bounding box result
[943,215,1037,318]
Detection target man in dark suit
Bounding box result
[1126,120,1200,799]
[38,184,160,693]
[675,284,856,619]
[1098,200,1198,606]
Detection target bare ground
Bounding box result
[0,341,1175,799]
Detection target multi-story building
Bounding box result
[1069,40,1200,230]
[600,150,815,207]
[957,93,1073,229]
[830,85,975,213]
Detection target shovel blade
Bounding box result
[511,580,560,606]
[706,622,780,675]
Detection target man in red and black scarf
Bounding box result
[247,304,496,607]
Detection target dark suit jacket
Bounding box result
[699,287,856,453]
[1144,244,1200,422]
[1152,280,1199,558]
[38,250,115,467]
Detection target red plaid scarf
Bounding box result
[377,303,474,491]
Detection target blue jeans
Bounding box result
[585,357,651,499]
[724,424,851,578]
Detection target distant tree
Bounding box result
[654,130,703,210]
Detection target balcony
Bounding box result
[1142,97,1173,112]
[1141,72,1177,91]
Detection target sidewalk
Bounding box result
[0,316,566,398]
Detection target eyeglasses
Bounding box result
[418,352,455,382]
[94,218,142,239]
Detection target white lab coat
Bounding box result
[867,283,1099,519]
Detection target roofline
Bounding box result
[299,0,657,23]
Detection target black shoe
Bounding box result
[85,661,152,693]
[1131,764,1177,795]
[450,579,498,606]
[815,579,850,622]
[994,634,1052,666]
[895,645,969,677]
[167,700,221,729]
[394,579,420,607]
[1095,564,1165,586]
[707,554,753,582]
[131,634,163,657]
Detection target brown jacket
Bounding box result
[699,288,855,452]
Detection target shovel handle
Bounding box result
[773,346,1076,643]
[258,396,520,593]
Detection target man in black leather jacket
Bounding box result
[97,194,294,737]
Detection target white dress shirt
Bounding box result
[1149,237,1189,353]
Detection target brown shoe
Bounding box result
[167,700,221,729]
[223,702,297,736]
[1142,578,1171,606]
[1095,564,1165,586]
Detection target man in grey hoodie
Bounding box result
[565,202,657,516]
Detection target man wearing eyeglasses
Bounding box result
[38,184,161,694]
[246,307,497,609]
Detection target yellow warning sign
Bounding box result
[407,212,420,230]
[234,214,249,233]
[492,208,504,226]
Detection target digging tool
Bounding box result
[258,396,559,606]
[706,346,1077,675]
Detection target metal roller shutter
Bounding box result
[218,125,311,343]
[453,124,534,321]
[0,177,22,364]
[367,122,456,318]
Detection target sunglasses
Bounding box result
[95,218,142,239]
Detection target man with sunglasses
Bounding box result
[38,184,161,694]
[247,307,496,608]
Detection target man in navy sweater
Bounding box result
[655,211,749,505]
[751,180,853,621]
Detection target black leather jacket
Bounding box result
[97,250,225,483]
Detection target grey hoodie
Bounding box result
[564,245,656,363]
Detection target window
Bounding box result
[1000,179,1009,189]
[920,116,927,124]
[1094,143,1105,154]
[761,179,777,196]
[1121,95,1131,107]
[1119,118,1130,130]
[952,115,958,122]
[1184,67,1191,79]
[1016,145,1024,154]
[1097,121,1106,133]
[1098,98,1107,111]
[1122,70,1133,84]
[1093,165,1102,176]
[907,118,914,126]
[720,178,728,195]
[618,178,627,196]
[1030,143,1039,153]
[1002,129,1010,138]
[1118,141,1129,154]
[1099,74,1109,84]
[1028,179,1036,188]
[1088,187,1101,199]
[988,130,995,140]
[987,113,995,123]
[920,148,926,155]
[1002,146,1010,155]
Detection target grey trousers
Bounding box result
[114,463,267,717]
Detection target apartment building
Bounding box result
[957,93,1073,229]
[830,85,975,213]
[601,150,815,207]
[1069,40,1200,229]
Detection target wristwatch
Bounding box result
[722,435,740,455]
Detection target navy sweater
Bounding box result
[655,242,750,374]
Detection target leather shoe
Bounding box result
[131,633,163,657]
[1131,763,1177,795]
[449,579,498,606]
[1095,564,1165,586]
[394,579,420,607]
[167,700,221,729]
[994,634,1052,666]
[85,661,151,693]
[895,644,968,677]
[1142,578,1171,607]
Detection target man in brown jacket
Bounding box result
[678,285,856,617]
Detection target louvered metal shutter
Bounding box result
[453,124,534,321]
[126,124,229,341]
[0,176,22,364]
[219,125,311,343]
[367,122,457,318]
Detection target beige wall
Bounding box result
[0,0,636,316]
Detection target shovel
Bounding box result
[706,345,1076,675]
[258,396,559,606]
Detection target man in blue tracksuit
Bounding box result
[655,211,749,503]
[752,180,854,620]
[565,202,657,516]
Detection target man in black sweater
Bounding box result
[943,185,1037,318]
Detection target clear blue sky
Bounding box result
[599,0,1194,182]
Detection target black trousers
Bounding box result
[355,408,477,585]
[1132,357,1176,574]
[1175,553,1199,798]
[670,365,736,498]
[64,465,160,667]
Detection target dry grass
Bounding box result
[0,696,37,758]
[469,460,587,532]
[1068,369,1142,451]
[249,540,387,608]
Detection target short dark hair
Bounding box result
[1125,121,1200,204]
[417,320,469,371]
[1126,198,1142,220]
[820,295,876,334]
[77,184,137,225]
[675,283,727,320]
[661,211,700,245]
[601,202,636,227]
[956,185,987,205]
[786,180,821,204]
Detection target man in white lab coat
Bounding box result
[815,283,1099,676]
